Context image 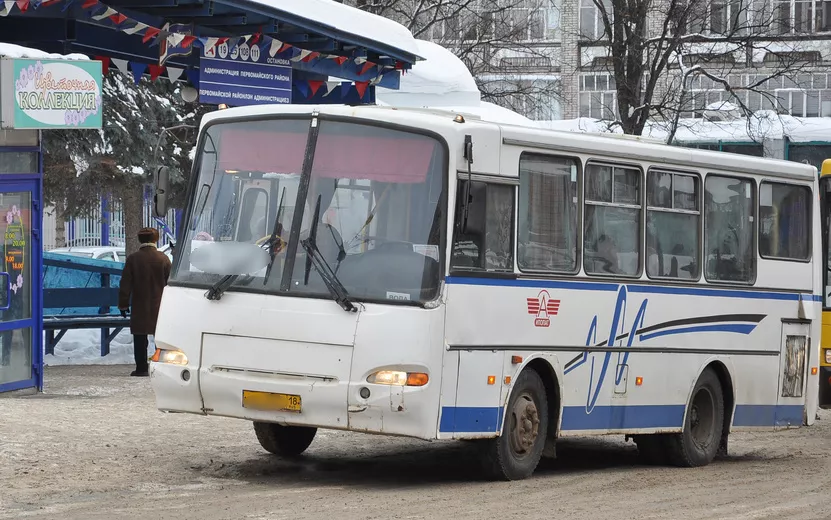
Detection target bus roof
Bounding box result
[201,104,819,182]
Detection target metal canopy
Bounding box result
[0,0,418,88]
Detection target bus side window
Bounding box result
[517,153,579,273]
[451,179,514,272]
[759,181,811,261]
[584,163,642,277]
[646,170,701,280]
[704,174,756,283]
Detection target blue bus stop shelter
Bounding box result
[0,0,420,393]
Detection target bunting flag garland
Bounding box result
[167,66,184,82]
[95,55,111,75]
[111,58,129,75]
[354,81,369,99]
[148,64,163,81]
[324,81,339,97]
[307,80,323,97]
[130,61,146,85]
[0,0,406,94]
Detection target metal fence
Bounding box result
[43,197,179,251]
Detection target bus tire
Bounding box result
[253,422,317,457]
[481,368,548,481]
[666,368,724,467]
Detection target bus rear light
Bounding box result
[151,348,188,365]
[367,371,429,387]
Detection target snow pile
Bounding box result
[43,330,155,366]
[375,39,538,127]
[0,43,89,61]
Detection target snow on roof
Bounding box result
[376,39,479,105]
[241,0,420,59]
[375,40,536,127]
[541,112,831,144]
[0,43,89,61]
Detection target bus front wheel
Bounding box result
[481,368,548,481]
[667,368,724,467]
[253,422,317,457]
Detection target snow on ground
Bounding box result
[43,330,155,366]
[0,42,89,60]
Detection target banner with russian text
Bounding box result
[0,58,103,130]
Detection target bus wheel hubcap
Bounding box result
[510,394,539,455]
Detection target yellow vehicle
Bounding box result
[820,159,831,408]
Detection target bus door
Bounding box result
[777,321,811,428]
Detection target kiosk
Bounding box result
[0,48,102,393]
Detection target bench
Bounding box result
[42,252,130,356]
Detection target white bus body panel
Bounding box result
[151,287,445,440]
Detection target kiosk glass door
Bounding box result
[0,182,38,392]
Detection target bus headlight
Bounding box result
[151,348,188,365]
[825,349,831,364]
[367,371,429,387]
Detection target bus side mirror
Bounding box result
[153,166,170,218]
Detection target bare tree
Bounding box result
[352,0,562,120]
[582,0,815,140]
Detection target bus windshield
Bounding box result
[171,117,447,305]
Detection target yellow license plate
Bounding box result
[242,390,301,412]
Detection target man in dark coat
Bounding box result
[118,227,172,377]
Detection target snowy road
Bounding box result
[1,365,831,520]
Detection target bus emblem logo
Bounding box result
[527,290,560,327]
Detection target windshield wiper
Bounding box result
[263,187,287,286]
[300,237,355,312]
[300,195,355,312]
[206,273,237,300]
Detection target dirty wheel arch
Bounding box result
[480,367,548,481]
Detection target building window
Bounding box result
[579,74,617,120]
[688,0,747,34]
[518,153,579,272]
[451,179,515,271]
[704,174,755,283]
[646,171,700,280]
[584,163,641,276]
[580,0,611,39]
[759,182,811,260]
[774,0,831,33]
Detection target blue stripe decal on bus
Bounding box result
[733,404,804,427]
[439,404,804,433]
[638,323,758,341]
[439,406,502,433]
[561,405,686,430]
[445,276,822,302]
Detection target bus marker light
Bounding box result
[487,376,496,385]
[812,367,818,375]
[406,373,429,387]
[504,376,511,385]
[151,348,188,365]
[511,356,523,364]
[367,371,429,387]
[635,377,643,386]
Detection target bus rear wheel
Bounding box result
[666,368,724,467]
[481,369,548,481]
[253,422,317,457]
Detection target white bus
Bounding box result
[149,104,823,481]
